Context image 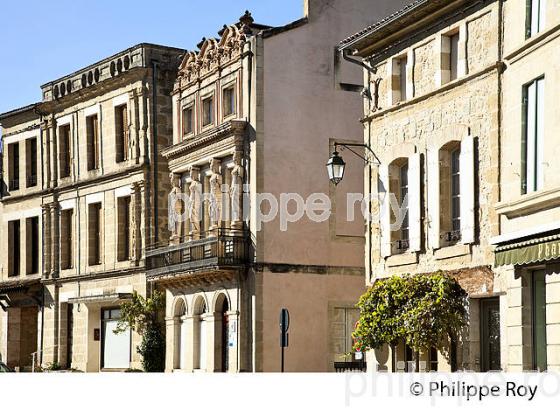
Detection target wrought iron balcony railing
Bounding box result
[145,229,249,280]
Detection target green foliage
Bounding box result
[43,362,62,371]
[115,290,165,372]
[353,272,467,354]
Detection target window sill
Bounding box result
[386,252,418,267]
[495,186,560,218]
[434,243,470,260]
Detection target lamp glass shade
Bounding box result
[326,151,345,185]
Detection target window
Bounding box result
[331,307,360,365]
[202,97,214,126]
[532,270,547,371]
[399,164,409,250]
[59,125,71,178]
[451,148,461,233]
[88,203,102,266]
[526,0,546,38]
[26,217,39,275]
[392,55,408,103]
[8,142,19,191]
[117,196,131,262]
[449,33,460,81]
[115,105,129,163]
[26,138,38,187]
[182,106,193,137]
[86,115,100,171]
[429,347,438,371]
[8,220,20,276]
[60,209,73,270]
[222,86,235,117]
[522,77,544,194]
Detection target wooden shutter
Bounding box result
[379,164,392,257]
[427,147,441,249]
[93,115,100,169]
[460,135,475,244]
[408,153,421,252]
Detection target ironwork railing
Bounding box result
[334,361,367,373]
[146,229,249,278]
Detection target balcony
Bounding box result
[146,229,249,286]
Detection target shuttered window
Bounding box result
[88,203,102,266]
[115,104,129,163]
[86,115,100,170]
[522,77,544,194]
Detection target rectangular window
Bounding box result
[182,106,193,136]
[115,104,129,163]
[222,86,235,118]
[399,164,409,247]
[429,347,438,372]
[398,56,408,102]
[26,217,39,275]
[532,270,547,371]
[449,33,460,81]
[522,77,544,194]
[8,220,20,277]
[202,97,214,126]
[59,124,71,178]
[26,138,38,187]
[526,0,546,38]
[86,115,100,171]
[451,148,461,233]
[8,142,19,191]
[117,196,131,262]
[88,203,102,266]
[60,209,73,270]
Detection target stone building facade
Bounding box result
[146,0,409,373]
[492,0,560,371]
[339,0,502,371]
[0,43,184,371]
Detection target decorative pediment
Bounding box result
[176,11,254,86]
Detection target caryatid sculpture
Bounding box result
[188,167,202,239]
[230,151,244,230]
[209,158,222,232]
[169,172,183,242]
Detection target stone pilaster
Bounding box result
[41,204,52,279]
[131,181,144,264]
[51,202,60,279]
[48,117,58,188]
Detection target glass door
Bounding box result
[481,297,501,371]
[532,270,547,371]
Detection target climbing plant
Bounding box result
[115,290,165,372]
[352,272,468,354]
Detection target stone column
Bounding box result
[169,173,183,245]
[128,90,138,164]
[131,181,144,264]
[41,121,51,190]
[137,87,148,164]
[183,315,196,372]
[230,151,244,232]
[226,310,240,372]
[165,317,178,372]
[202,312,220,372]
[41,204,52,280]
[51,202,60,279]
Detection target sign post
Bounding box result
[279,308,289,372]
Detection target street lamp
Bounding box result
[326,142,379,185]
[326,151,346,185]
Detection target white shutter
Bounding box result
[408,153,421,252]
[460,135,475,244]
[379,164,392,257]
[427,147,441,249]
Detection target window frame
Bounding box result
[201,95,214,128]
[521,76,545,194]
[86,114,100,171]
[182,104,194,137]
[222,85,236,119]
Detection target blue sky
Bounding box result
[0,0,302,114]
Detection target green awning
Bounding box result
[495,234,560,266]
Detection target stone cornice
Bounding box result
[162,120,247,161]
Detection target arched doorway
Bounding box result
[221,298,230,372]
[195,298,208,370]
[173,298,187,370]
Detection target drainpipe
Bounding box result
[151,60,160,244]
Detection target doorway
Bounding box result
[101,308,131,370]
[480,297,501,371]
